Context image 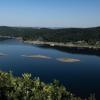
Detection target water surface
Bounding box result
[0,39,100,99]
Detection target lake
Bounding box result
[0,38,100,99]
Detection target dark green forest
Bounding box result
[0,26,100,44]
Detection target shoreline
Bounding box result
[1,36,100,50]
[24,40,100,50]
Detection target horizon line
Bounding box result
[0,25,100,29]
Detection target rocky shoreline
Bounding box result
[24,40,100,50]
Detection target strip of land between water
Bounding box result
[24,40,100,50]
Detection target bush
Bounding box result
[0,71,96,100]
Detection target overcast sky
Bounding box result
[0,0,100,27]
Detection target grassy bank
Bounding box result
[0,71,96,100]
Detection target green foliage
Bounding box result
[0,71,96,100]
[0,26,100,44]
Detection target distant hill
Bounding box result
[0,26,100,44]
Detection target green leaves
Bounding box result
[22,73,31,80]
[0,71,96,100]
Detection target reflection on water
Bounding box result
[0,38,100,99]
[37,44,100,57]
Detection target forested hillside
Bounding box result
[0,26,100,44]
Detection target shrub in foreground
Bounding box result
[0,71,96,100]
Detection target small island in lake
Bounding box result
[21,54,51,59]
[22,54,80,63]
[56,57,80,63]
[0,53,7,56]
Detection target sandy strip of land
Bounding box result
[22,54,80,63]
[56,58,80,63]
[21,54,51,59]
[24,40,100,49]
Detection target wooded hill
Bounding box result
[0,26,100,44]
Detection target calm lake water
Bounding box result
[0,39,100,99]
